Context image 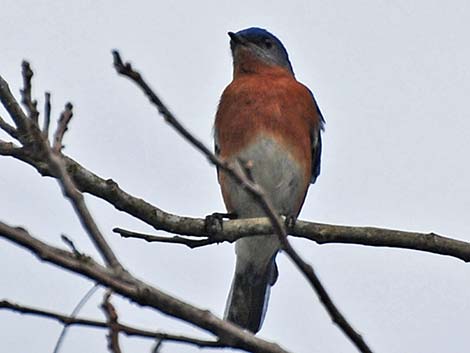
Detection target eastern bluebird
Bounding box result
[214,27,324,333]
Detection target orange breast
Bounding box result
[214,68,321,185]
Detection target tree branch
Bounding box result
[115,228,216,248]
[0,299,224,349]
[1,119,469,265]
[101,292,122,353]
[0,72,31,142]
[0,76,467,265]
[20,61,39,123]
[52,102,73,153]
[0,114,18,139]
[16,63,123,270]
[0,221,288,353]
[114,220,470,262]
[1,102,466,266]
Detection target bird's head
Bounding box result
[228,27,294,76]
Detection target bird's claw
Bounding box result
[284,214,297,230]
[204,212,237,235]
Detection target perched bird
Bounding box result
[214,27,324,333]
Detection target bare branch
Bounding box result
[0,74,465,266]
[115,220,470,262]
[61,234,84,257]
[112,50,373,353]
[18,79,122,270]
[30,120,122,269]
[0,221,289,353]
[152,340,164,353]
[112,51,220,167]
[52,102,73,153]
[0,300,224,349]
[1,131,469,264]
[114,228,215,248]
[0,72,31,141]
[0,114,18,139]
[20,61,39,123]
[48,151,122,269]
[285,242,373,352]
[101,292,122,353]
[0,64,122,269]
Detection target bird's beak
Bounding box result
[228,31,246,45]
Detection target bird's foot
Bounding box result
[204,212,237,235]
[284,214,297,231]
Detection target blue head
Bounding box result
[228,27,294,75]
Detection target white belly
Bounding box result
[224,135,306,218]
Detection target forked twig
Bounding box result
[52,102,73,153]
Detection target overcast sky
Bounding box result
[1,1,470,352]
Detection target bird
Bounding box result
[214,27,324,333]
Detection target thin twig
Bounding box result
[101,292,122,353]
[60,234,83,257]
[18,88,122,270]
[112,50,373,353]
[53,284,100,353]
[53,102,73,153]
[285,243,372,352]
[0,71,31,141]
[20,61,39,123]
[152,339,164,353]
[45,136,122,269]
[114,228,215,248]
[0,114,18,139]
[112,51,219,166]
[2,63,122,270]
[0,299,225,349]
[47,149,122,269]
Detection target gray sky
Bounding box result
[1,1,470,352]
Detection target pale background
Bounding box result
[1,1,470,352]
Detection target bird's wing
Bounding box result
[308,89,325,184]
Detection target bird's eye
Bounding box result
[264,40,273,49]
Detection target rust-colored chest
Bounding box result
[214,70,320,181]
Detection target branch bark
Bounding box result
[16,65,123,270]
[101,293,122,353]
[0,221,288,353]
[1,138,467,263]
[114,221,470,262]
[1,121,468,263]
[0,300,224,349]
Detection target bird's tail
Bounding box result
[224,255,278,333]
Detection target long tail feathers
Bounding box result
[224,259,278,333]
